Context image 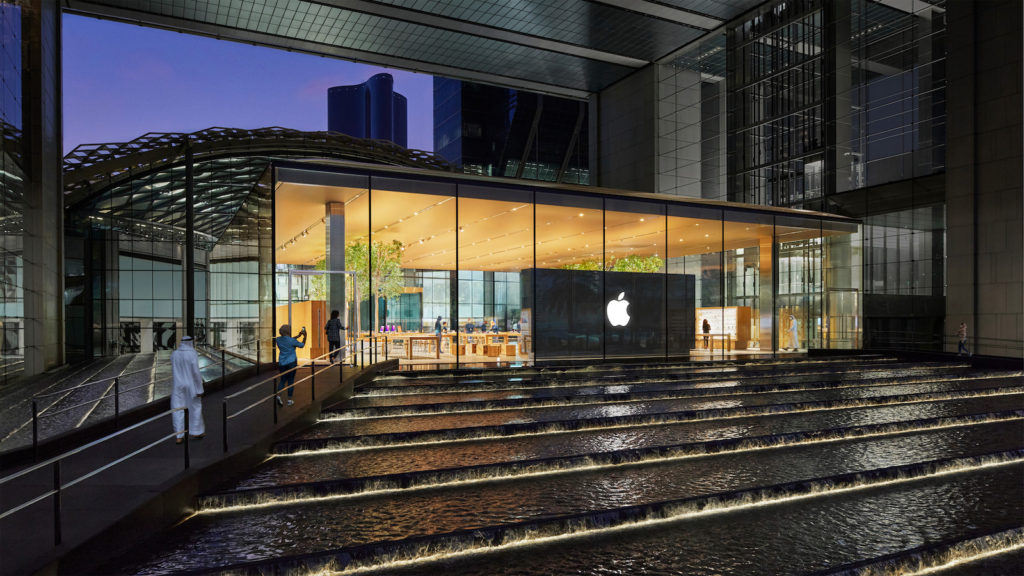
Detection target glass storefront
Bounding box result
[273,162,862,366]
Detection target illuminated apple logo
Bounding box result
[606,292,630,326]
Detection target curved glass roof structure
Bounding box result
[64,0,771,98]
[63,126,453,248]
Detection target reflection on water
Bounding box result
[380,466,1023,576]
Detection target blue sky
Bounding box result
[62,14,435,154]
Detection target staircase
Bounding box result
[102,356,1024,575]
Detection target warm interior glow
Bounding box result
[274,181,835,270]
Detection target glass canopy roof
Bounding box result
[63,127,453,248]
[63,0,768,97]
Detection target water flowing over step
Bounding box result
[335,365,989,414]
[99,358,1024,575]
[166,451,1024,575]
[274,386,1024,454]
[197,412,1024,512]
[357,359,957,398]
[316,374,1019,433]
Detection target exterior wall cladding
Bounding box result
[627,0,1022,357]
[328,72,408,148]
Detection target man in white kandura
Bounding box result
[171,335,205,443]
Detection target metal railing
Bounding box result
[26,338,270,460]
[0,407,192,546]
[220,340,362,453]
[0,336,382,557]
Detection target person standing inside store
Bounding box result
[702,318,711,349]
[276,324,306,406]
[465,317,475,334]
[789,315,801,350]
[325,310,345,363]
[957,322,971,356]
[170,335,204,443]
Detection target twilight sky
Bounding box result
[62,14,435,154]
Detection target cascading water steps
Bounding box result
[101,357,1024,575]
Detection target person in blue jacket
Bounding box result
[276,324,306,406]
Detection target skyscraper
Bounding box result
[328,73,408,148]
[434,78,589,184]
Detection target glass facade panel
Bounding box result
[0,2,23,383]
[823,219,862,349]
[723,211,773,351]
[667,206,723,357]
[776,215,823,350]
[532,191,603,361]
[458,183,532,364]
[604,199,666,359]
[370,176,455,363]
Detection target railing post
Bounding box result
[52,460,61,545]
[311,363,316,402]
[272,379,279,425]
[114,377,120,428]
[183,408,190,469]
[385,335,389,361]
[221,349,226,384]
[222,401,228,454]
[256,340,261,375]
[32,400,38,461]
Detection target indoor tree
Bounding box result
[345,239,405,330]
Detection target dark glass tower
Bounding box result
[433,78,589,184]
[328,73,408,148]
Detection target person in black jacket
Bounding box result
[325,310,346,362]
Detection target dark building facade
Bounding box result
[328,73,408,148]
[649,0,1021,356]
[434,78,589,184]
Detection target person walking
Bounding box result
[789,314,801,350]
[957,322,971,356]
[325,310,345,363]
[276,324,306,406]
[170,335,204,443]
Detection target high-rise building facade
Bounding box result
[649,0,1019,356]
[434,78,589,184]
[328,73,408,148]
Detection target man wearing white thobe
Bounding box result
[171,335,205,442]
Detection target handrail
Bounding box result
[230,345,353,419]
[27,338,273,459]
[36,374,175,420]
[224,344,348,402]
[220,339,368,453]
[0,406,192,547]
[33,338,272,400]
[1,408,183,486]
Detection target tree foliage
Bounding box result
[559,254,664,273]
[345,239,405,301]
[610,254,664,273]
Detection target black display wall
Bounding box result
[524,269,694,361]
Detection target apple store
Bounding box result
[271,161,862,366]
